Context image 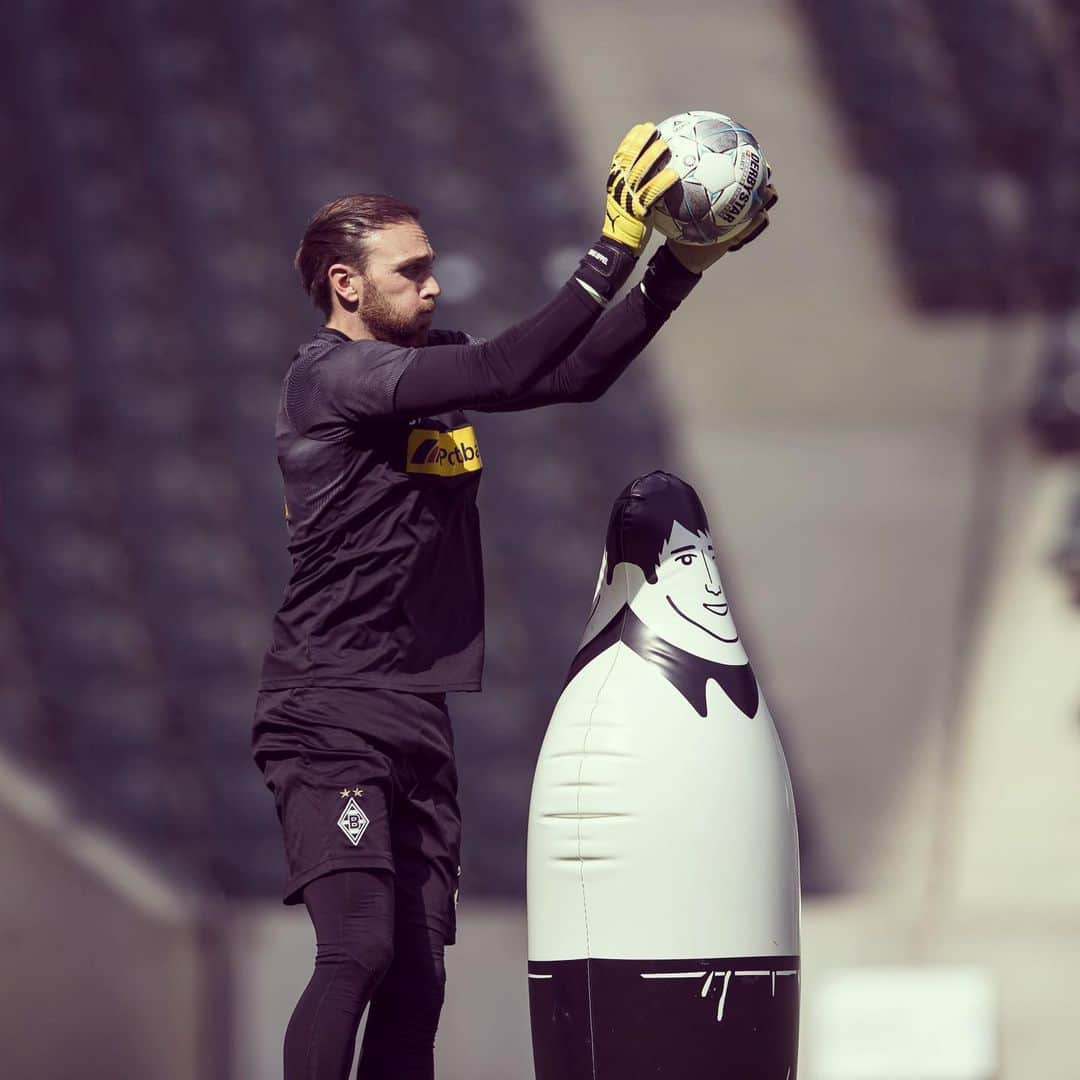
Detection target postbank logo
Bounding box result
[406,424,483,477]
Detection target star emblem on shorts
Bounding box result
[353,787,364,797]
[339,788,351,798]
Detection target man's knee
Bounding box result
[306,868,397,985]
[331,927,396,985]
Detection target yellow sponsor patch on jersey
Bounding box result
[406,425,483,477]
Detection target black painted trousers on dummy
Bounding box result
[284,869,448,1080]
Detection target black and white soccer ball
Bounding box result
[650,111,769,245]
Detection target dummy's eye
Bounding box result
[676,553,696,567]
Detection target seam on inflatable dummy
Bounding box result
[574,562,630,1079]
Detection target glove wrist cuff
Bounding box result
[573,237,638,305]
[640,243,701,314]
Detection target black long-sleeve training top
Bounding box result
[259,254,698,693]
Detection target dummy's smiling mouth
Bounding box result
[702,601,728,616]
[666,596,739,643]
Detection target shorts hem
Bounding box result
[283,854,395,906]
[426,917,456,947]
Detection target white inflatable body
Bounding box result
[527,472,801,1078]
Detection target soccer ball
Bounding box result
[649,110,769,245]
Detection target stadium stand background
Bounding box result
[1,0,1078,1076]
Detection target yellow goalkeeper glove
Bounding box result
[603,123,680,256]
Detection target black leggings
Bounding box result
[284,869,447,1080]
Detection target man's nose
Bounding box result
[423,274,441,299]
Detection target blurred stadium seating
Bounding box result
[0,0,671,902]
[795,0,1080,314]
[795,0,1080,623]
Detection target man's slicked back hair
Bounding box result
[294,193,421,317]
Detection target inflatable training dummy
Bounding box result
[527,471,800,1079]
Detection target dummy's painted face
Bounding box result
[627,521,744,662]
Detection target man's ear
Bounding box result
[328,263,361,311]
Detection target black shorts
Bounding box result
[252,686,461,944]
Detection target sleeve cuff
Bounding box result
[640,243,701,314]
[572,237,638,304]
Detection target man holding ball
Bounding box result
[252,121,776,1080]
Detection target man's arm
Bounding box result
[469,185,780,414]
[471,245,700,412]
[389,264,624,415]
[418,176,780,417]
[308,245,643,426]
[313,274,609,425]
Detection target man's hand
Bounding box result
[666,181,779,273]
[603,123,680,257]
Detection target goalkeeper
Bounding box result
[253,123,776,1080]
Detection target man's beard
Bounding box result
[360,277,430,347]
